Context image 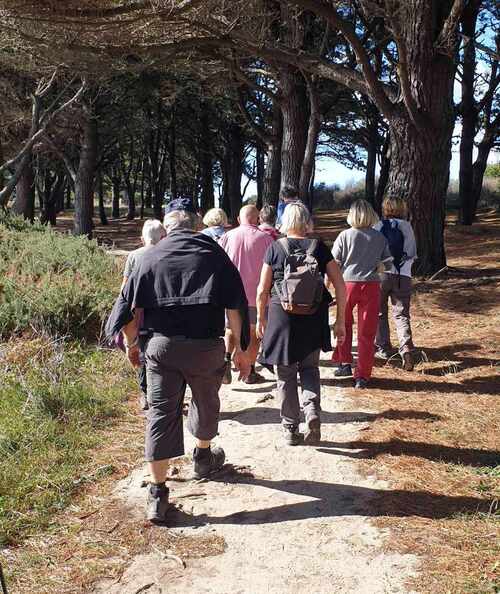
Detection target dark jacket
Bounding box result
[105,229,250,349]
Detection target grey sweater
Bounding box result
[332,227,393,282]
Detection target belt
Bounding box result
[151,333,220,341]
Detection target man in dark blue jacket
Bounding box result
[108,198,250,524]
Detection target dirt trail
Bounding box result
[94,354,418,594]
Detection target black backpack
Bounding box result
[276,238,324,315]
[380,219,406,273]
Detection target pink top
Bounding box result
[219,224,274,306]
[259,223,281,241]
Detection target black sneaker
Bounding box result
[221,359,232,385]
[354,378,369,389]
[375,349,392,360]
[193,446,225,479]
[304,416,321,445]
[282,424,303,446]
[402,351,414,371]
[334,364,353,377]
[146,483,169,524]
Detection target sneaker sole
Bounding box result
[304,418,321,445]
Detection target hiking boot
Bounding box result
[244,367,266,384]
[334,363,353,377]
[354,378,369,389]
[282,424,303,446]
[402,351,414,372]
[146,483,170,524]
[375,348,392,360]
[139,393,149,411]
[193,446,226,479]
[304,416,321,445]
[221,359,232,385]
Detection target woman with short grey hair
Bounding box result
[256,203,346,446]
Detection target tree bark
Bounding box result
[222,123,244,222]
[262,104,283,207]
[471,123,498,215]
[299,76,321,209]
[385,110,453,275]
[12,154,35,221]
[458,3,479,225]
[111,170,121,218]
[256,142,265,209]
[12,155,35,222]
[98,171,108,225]
[375,134,390,215]
[199,104,214,212]
[365,105,380,207]
[74,106,97,238]
[279,66,308,190]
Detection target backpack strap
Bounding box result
[305,238,319,256]
[278,237,290,257]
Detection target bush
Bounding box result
[0,336,135,545]
[0,218,122,340]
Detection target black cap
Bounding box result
[164,197,197,214]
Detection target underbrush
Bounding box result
[0,336,135,546]
[0,214,121,340]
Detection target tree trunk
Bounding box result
[74,107,97,238]
[65,184,71,209]
[111,171,121,218]
[365,108,379,207]
[375,135,390,215]
[386,111,452,275]
[222,123,244,222]
[126,184,135,220]
[470,128,497,216]
[256,142,265,210]
[199,105,214,212]
[279,66,308,190]
[98,171,108,225]
[299,77,320,209]
[169,110,177,201]
[12,155,35,222]
[458,3,479,225]
[262,104,283,207]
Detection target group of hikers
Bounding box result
[106,186,417,523]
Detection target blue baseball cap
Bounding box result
[164,197,197,214]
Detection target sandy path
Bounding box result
[95,354,418,594]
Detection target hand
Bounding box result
[126,344,141,368]
[333,319,346,345]
[233,348,251,381]
[256,318,267,340]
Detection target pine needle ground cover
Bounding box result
[317,209,500,594]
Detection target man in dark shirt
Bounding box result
[118,198,250,524]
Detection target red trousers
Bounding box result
[333,281,380,380]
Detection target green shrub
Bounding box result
[0,219,122,340]
[0,337,135,545]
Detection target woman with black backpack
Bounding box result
[255,202,346,446]
[373,197,417,371]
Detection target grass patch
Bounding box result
[0,336,135,546]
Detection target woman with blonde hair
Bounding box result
[256,202,346,445]
[201,207,228,241]
[374,196,417,370]
[331,199,393,389]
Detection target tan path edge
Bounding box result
[94,353,418,594]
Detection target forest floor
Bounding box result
[3,209,499,594]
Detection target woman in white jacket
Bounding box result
[374,197,417,371]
